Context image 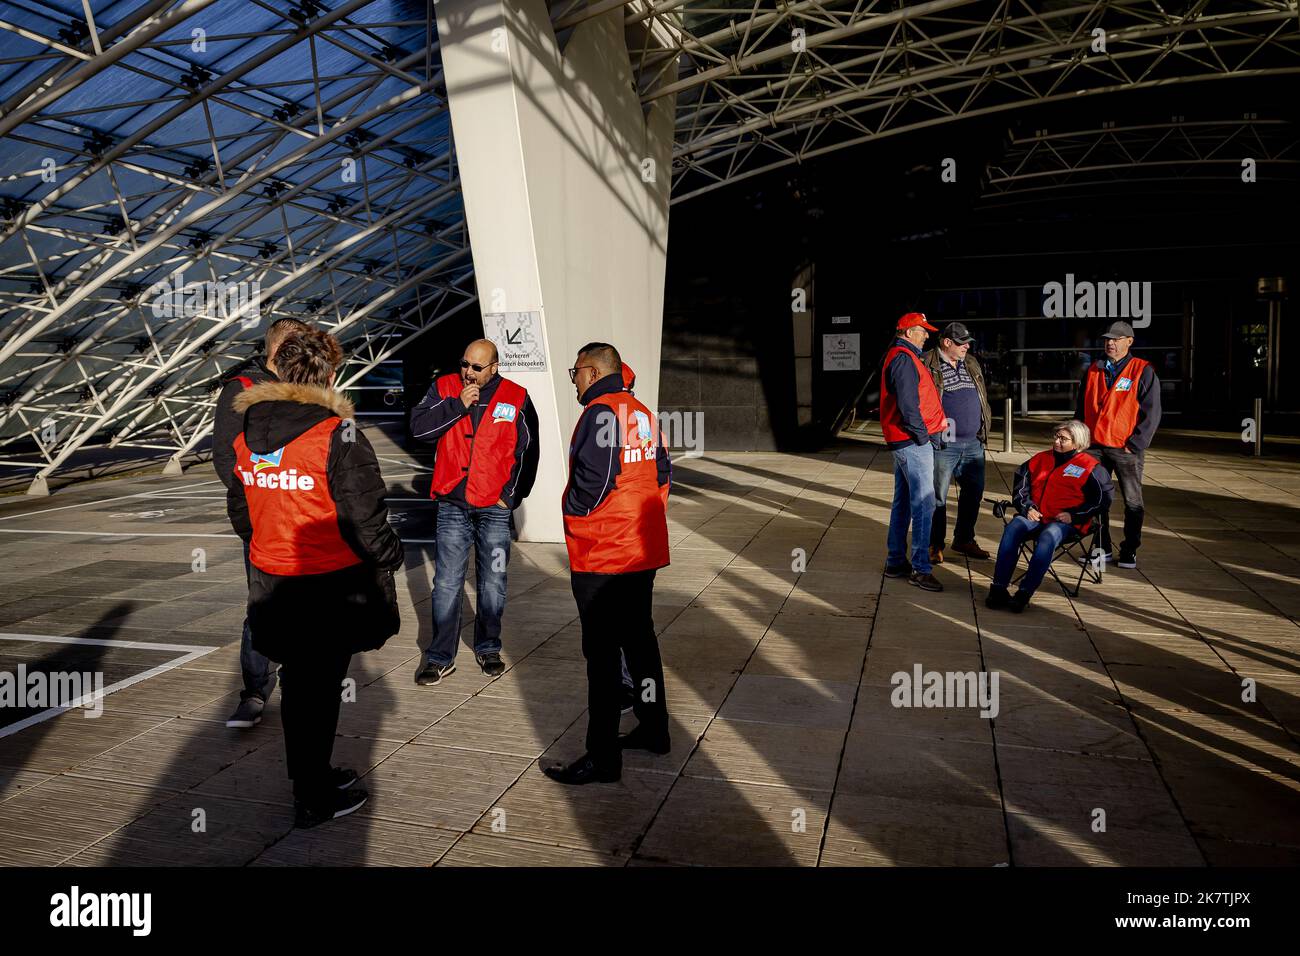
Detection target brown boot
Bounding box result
[950,540,990,560]
[928,545,944,565]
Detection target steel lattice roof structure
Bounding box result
[2,0,1298,492]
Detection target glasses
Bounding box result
[568,365,596,382]
[460,359,496,372]
[1053,433,1072,443]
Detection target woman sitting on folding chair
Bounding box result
[987,419,1114,613]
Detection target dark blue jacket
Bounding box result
[563,372,670,518]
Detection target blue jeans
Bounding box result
[888,442,936,574]
[992,515,1072,596]
[240,542,278,701]
[931,439,985,549]
[426,500,512,666]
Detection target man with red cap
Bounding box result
[879,312,946,591]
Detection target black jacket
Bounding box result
[410,372,540,509]
[213,357,277,490]
[226,382,404,659]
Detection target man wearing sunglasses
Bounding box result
[544,343,672,786]
[410,338,539,684]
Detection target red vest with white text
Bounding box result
[1082,357,1149,447]
[564,392,670,574]
[429,373,528,506]
[233,418,360,576]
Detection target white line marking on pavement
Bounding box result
[0,480,221,522]
[0,632,220,738]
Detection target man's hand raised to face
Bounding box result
[460,382,480,409]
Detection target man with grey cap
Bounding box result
[923,321,992,565]
[1075,320,1162,569]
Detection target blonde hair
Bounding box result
[1055,419,1091,450]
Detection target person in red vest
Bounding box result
[986,419,1114,612]
[1074,320,1162,569]
[545,343,671,786]
[212,316,309,730]
[410,338,539,685]
[880,312,947,591]
[227,329,405,827]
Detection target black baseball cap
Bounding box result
[1101,321,1135,339]
[941,321,974,345]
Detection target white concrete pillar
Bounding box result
[435,0,676,543]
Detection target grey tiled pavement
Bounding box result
[1,423,1298,866]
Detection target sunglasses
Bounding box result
[460,359,496,373]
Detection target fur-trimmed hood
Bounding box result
[234,381,355,455]
[233,381,354,419]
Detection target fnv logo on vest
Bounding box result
[624,409,657,463]
[1114,377,1133,392]
[1063,464,1086,478]
[492,402,517,423]
[249,447,283,471]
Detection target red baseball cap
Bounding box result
[897,311,938,332]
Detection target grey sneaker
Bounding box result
[225,695,265,729]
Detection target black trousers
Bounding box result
[279,640,352,800]
[1090,444,1146,556]
[571,569,668,765]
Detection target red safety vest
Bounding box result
[1082,357,1149,448]
[233,418,360,576]
[1026,450,1099,533]
[880,344,946,443]
[428,374,528,507]
[564,391,670,575]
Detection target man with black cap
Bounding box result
[880,312,946,591]
[923,321,992,565]
[1075,320,1162,569]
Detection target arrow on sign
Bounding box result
[506,328,522,345]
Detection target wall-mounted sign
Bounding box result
[486,311,547,372]
[823,333,860,371]
[831,315,852,325]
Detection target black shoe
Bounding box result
[415,659,455,686]
[543,753,621,786]
[1117,551,1137,569]
[883,561,913,579]
[225,695,264,728]
[909,571,943,592]
[985,585,1010,609]
[476,652,505,677]
[621,684,636,715]
[327,766,358,790]
[294,787,369,828]
[1008,590,1031,613]
[619,724,671,754]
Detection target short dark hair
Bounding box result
[265,317,310,359]
[273,328,344,386]
[577,342,621,375]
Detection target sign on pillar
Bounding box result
[486,310,548,372]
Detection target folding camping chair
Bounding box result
[985,498,1104,598]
